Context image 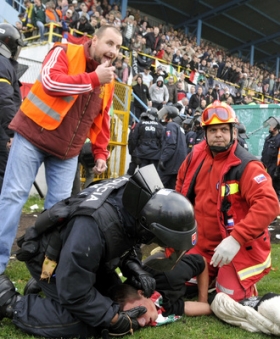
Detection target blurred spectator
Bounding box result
[189,54,199,71]
[196,78,207,95]
[151,65,168,83]
[132,75,152,120]
[166,76,178,104]
[69,15,94,36]
[149,76,169,110]
[180,53,190,70]
[78,2,90,20]
[243,94,256,105]
[162,44,173,64]
[186,85,196,101]
[114,59,129,83]
[154,42,165,61]
[205,86,215,105]
[219,61,231,81]
[139,66,153,87]
[45,1,62,42]
[177,97,190,116]
[177,80,187,101]
[61,8,73,35]
[199,99,207,111]
[89,15,100,32]
[234,91,243,105]
[220,88,233,103]
[130,33,143,52]
[226,95,234,105]
[212,83,220,101]
[144,26,162,55]
[172,49,182,70]
[71,0,79,12]
[122,15,136,48]
[20,0,34,38]
[198,59,208,81]
[56,0,68,17]
[31,0,46,43]
[268,73,275,96]
[238,73,249,95]
[189,86,205,115]
[68,3,79,21]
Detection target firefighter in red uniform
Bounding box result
[176,100,279,301]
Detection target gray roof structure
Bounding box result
[129,0,280,69]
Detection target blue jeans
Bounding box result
[0,133,78,273]
[36,21,45,40]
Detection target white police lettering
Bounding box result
[145,126,156,131]
[85,177,129,202]
[141,121,158,125]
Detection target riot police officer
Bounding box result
[261,116,280,200]
[183,117,196,154]
[0,23,24,192]
[157,106,187,189]
[236,123,249,151]
[131,107,164,169]
[0,165,197,338]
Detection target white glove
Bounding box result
[210,236,240,267]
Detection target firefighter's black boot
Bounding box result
[0,275,21,320]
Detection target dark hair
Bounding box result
[109,284,141,311]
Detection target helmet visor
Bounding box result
[143,247,185,271]
[263,116,280,129]
[202,107,230,125]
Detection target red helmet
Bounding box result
[201,100,238,126]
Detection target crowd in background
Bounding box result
[14,0,280,106]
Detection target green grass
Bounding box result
[22,194,44,214]
[2,245,280,339]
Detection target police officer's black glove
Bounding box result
[108,306,147,336]
[122,260,156,297]
[158,161,166,171]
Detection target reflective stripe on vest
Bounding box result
[237,253,271,281]
[20,43,86,130]
[221,183,239,197]
[0,78,11,85]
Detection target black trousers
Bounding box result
[12,267,98,338]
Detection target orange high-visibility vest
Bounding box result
[21,43,87,130]
[21,43,114,142]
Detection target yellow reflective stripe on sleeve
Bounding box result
[0,78,11,85]
[221,183,239,196]
[237,253,271,281]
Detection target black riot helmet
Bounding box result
[182,117,193,132]
[122,165,197,270]
[0,23,24,59]
[140,107,158,121]
[158,105,179,121]
[263,116,280,131]
[236,123,249,139]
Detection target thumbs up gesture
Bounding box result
[95,60,116,84]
